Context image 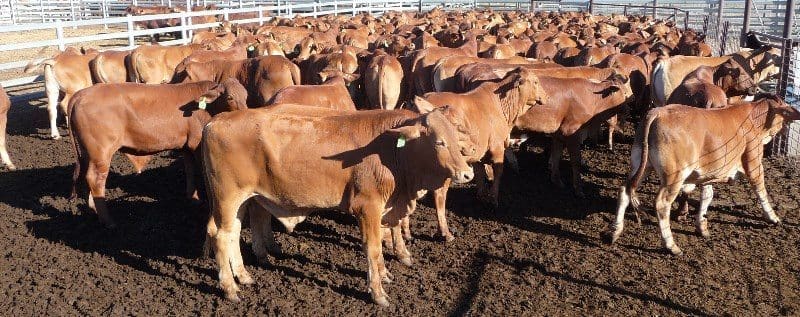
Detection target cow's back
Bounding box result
[652,55,730,105]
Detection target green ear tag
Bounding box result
[247,45,255,51]
[396,136,406,148]
[198,97,207,110]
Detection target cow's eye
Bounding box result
[435,140,446,147]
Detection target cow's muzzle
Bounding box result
[453,167,475,184]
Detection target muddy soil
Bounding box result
[1,97,799,316]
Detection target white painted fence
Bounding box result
[0,0,479,91]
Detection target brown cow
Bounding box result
[431,56,532,92]
[24,47,98,139]
[414,67,545,241]
[181,56,301,107]
[267,71,359,111]
[409,32,478,96]
[651,46,781,106]
[604,95,800,255]
[69,79,248,228]
[0,85,14,170]
[364,52,404,110]
[298,52,359,85]
[128,44,206,84]
[666,61,759,108]
[90,50,131,84]
[514,74,633,196]
[201,104,474,305]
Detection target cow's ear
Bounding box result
[387,125,425,144]
[413,96,438,113]
[317,71,330,82]
[343,73,360,83]
[197,83,225,107]
[777,104,800,121]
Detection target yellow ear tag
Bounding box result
[198,97,207,110]
[247,45,255,51]
[396,136,406,148]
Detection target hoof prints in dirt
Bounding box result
[1,101,800,315]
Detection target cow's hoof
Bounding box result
[6,164,16,171]
[381,271,394,284]
[51,135,61,140]
[373,295,390,307]
[668,246,683,256]
[768,217,782,225]
[601,228,618,244]
[443,234,455,243]
[238,274,255,285]
[225,293,241,303]
[399,256,414,267]
[698,230,711,238]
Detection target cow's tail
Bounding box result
[650,60,668,107]
[628,109,659,211]
[289,61,301,85]
[67,100,83,201]
[126,51,141,83]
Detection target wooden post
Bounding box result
[55,20,66,51]
[127,14,135,49]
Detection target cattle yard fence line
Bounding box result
[0,0,483,91]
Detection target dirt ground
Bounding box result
[1,95,799,316]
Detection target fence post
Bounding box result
[167,0,171,7]
[652,0,657,19]
[782,0,795,39]
[223,8,229,21]
[334,1,338,15]
[418,0,422,12]
[69,0,76,24]
[102,0,108,29]
[313,0,318,18]
[9,0,15,25]
[623,5,628,16]
[740,0,751,46]
[352,0,357,16]
[238,0,243,9]
[39,0,44,23]
[588,0,593,14]
[127,14,135,49]
[185,3,192,42]
[715,0,724,45]
[684,11,688,30]
[777,38,793,98]
[258,6,263,25]
[55,20,66,51]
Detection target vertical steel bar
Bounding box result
[9,0,15,25]
[782,0,796,39]
[741,0,752,46]
[39,0,45,23]
[258,6,263,25]
[652,0,657,19]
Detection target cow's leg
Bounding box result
[85,157,115,228]
[433,178,455,242]
[488,162,504,207]
[675,192,690,221]
[382,227,394,251]
[548,139,565,188]
[566,137,585,197]
[474,162,489,200]
[202,213,217,258]
[696,185,713,237]
[213,194,253,302]
[0,111,14,170]
[604,185,630,243]
[58,95,70,125]
[745,163,781,224]
[249,201,280,264]
[400,216,411,241]
[43,66,61,139]
[357,202,390,307]
[655,184,683,255]
[607,115,618,151]
[182,150,199,200]
[390,225,412,267]
[124,154,151,174]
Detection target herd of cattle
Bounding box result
[2,6,799,306]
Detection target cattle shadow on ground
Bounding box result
[451,251,711,316]
[7,98,63,138]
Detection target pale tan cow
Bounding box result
[604,95,800,255]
